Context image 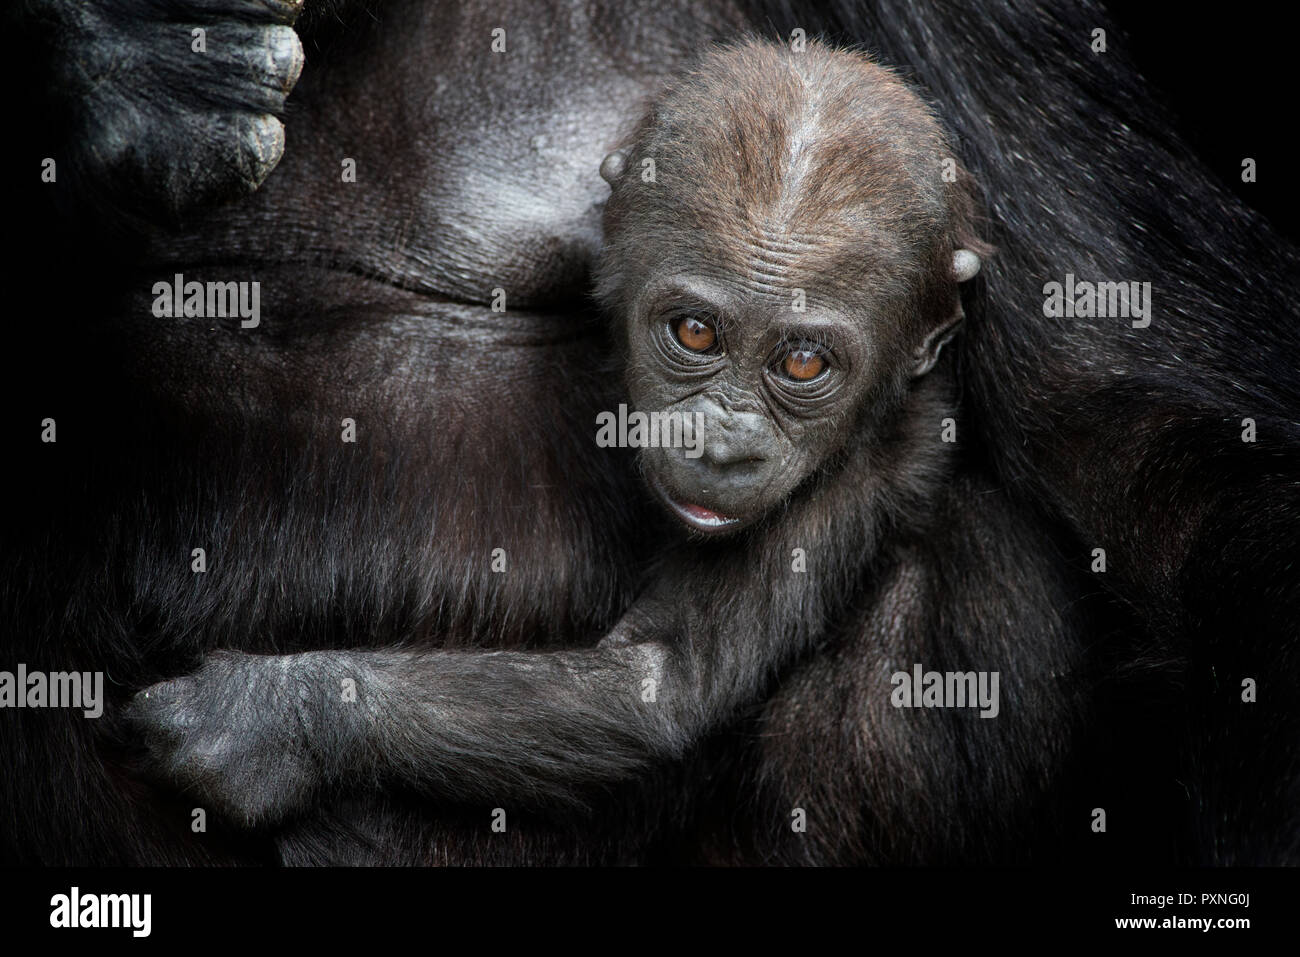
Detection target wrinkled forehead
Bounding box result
[636,221,923,314]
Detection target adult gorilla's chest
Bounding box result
[111,0,744,659]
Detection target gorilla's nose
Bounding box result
[695,411,771,473]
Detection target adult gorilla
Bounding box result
[4,0,1297,864]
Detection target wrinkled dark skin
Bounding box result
[6,0,1299,865]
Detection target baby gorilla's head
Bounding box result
[597,38,984,536]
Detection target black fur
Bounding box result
[3,0,1296,865]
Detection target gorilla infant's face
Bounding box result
[596,40,979,537]
[625,271,895,537]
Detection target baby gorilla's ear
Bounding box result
[600,149,629,184]
[952,248,981,283]
[911,309,964,378]
[911,249,982,377]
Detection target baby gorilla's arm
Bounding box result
[127,358,943,826]
[127,534,847,825]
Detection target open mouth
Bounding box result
[646,474,744,534]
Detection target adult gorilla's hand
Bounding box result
[127,651,329,827]
[35,0,305,225]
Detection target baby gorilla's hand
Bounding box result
[127,652,330,827]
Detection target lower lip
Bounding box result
[675,500,742,530]
[648,476,743,533]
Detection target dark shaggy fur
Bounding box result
[2,0,1296,865]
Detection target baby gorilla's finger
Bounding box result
[125,676,203,738]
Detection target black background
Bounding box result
[1116,4,1297,241]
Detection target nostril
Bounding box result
[702,446,768,469]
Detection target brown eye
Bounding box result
[674,315,717,352]
[782,348,826,381]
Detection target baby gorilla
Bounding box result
[596,41,982,533]
[129,39,1076,835]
